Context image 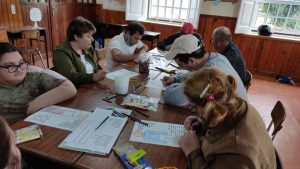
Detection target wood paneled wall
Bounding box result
[0,0,23,29]
[95,5,300,81]
[20,2,51,52]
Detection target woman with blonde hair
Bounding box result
[179,67,276,169]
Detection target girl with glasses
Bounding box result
[0,42,77,124]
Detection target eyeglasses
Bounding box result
[0,62,28,73]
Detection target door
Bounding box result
[50,0,75,49]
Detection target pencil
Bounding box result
[102,98,112,103]
[106,94,117,100]
[169,63,179,69]
[121,113,149,126]
[95,116,109,130]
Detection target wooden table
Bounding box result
[142,31,161,49]
[6,26,50,68]
[11,49,190,168]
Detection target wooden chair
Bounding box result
[244,70,253,91]
[0,30,9,42]
[267,101,286,140]
[19,30,46,68]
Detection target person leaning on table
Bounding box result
[105,21,149,70]
[53,16,106,87]
[179,67,276,169]
[161,34,247,107]
[0,42,77,124]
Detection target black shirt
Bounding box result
[222,42,246,84]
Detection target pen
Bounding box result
[106,94,117,100]
[121,112,149,126]
[102,98,112,103]
[95,116,109,131]
[169,63,179,69]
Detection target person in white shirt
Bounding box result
[106,21,148,70]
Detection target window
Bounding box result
[126,0,201,28]
[235,0,300,36]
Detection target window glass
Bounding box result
[252,1,300,35]
[148,0,200,25]
[180,9,187,19]
[166,0,173,7]
[174,0,181,8]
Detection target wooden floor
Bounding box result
[248,74,300,169]
[34,56,300,168]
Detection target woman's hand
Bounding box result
[184,116,201,131]
[93,70,107,82]
[178,130,201,157]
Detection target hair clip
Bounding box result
[200,84,211,98]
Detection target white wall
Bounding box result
[96,0,126,11]
[96,0,240,18]
[200,0,240,18]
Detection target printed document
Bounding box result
[25,105,91,131]
[59,108,127,155]
[146,79,166,90]
[130,120,184,147]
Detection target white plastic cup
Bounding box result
[114,74,129,95]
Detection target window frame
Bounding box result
[148,0,191,24]
[235,0,300,36]
[125,0,201,28]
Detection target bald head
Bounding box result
[213,26,232,42]
[212,26,232,52]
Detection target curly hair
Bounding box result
[183,67,243,128]
[67,16,96,42]
[0,116,12,169]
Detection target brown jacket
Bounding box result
[187,101,276,169]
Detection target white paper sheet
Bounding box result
[130,120,184,147]
[105,69,139,80]
[146,79,166,90]
[103,106,132,116]
[59,108,127,155]
[25,105,91,131]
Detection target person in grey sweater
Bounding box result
[162,34,247,106]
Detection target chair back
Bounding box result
[21,30,41,51]
[19,30,46,68]
[244,70,253,91]
[0,30,9,42]
[267,101,286,140]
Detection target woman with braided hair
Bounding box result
[179,67,276,169]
